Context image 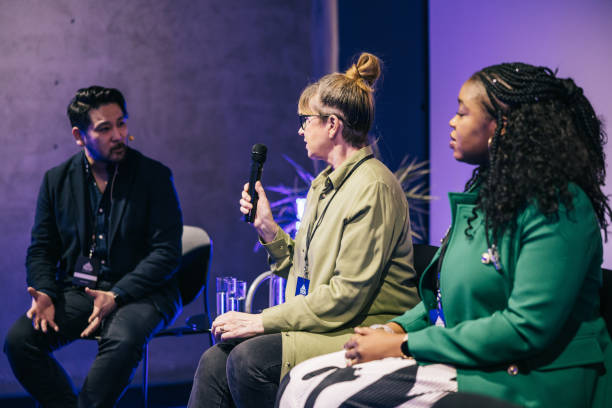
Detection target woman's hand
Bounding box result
[212,312,264,342]
[343,327,406,365]
[239,181,278,243]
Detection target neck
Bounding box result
[84,150,111,180]
[327,144,363,169]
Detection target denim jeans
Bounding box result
[4,286,165,408]
[188,333,282,408]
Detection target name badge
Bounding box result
[72,255,100,288]
[295,276,310,296]
[428,308,446,327]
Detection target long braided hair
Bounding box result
[464,62,611,242]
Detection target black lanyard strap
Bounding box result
[303,154,374,277]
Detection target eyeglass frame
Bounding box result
[298,113,351,130]
[298,114,329,130]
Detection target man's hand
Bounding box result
[80,288,117,338]
[211,312,264,342]
[239,181,278,243]
[26,287,59,333]
[343,327,406,365]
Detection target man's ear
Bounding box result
[72,127,84,146]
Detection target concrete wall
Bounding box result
[429,0,612,266]
[0,0,316,394]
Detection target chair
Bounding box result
[141,225,213,408]
[601,268,612,338]
[413,243,439,280]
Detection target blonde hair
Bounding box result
[298,52,382,147]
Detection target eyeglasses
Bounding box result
[299,114,330,130]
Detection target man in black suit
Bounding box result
[4,86,183,407]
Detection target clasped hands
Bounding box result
[212,312,264,342]
[343,324,407,366]
[26,286,117,338]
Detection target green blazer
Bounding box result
[391,184,612,408]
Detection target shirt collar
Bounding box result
[311,146,374,192]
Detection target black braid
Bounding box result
[466,62,611,242]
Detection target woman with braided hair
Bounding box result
[276,63,612,408]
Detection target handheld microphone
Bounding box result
[245,143,268,223]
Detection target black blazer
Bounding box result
[26,148,183,323]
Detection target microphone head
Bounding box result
[251,143,267,164]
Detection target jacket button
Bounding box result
[285,362,291,367]
[507,364,519,376]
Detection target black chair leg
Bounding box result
[142,343,149,408]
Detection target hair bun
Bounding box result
[345,52,382,89]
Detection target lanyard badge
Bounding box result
[72,255,100,288]
[295,276,310,296]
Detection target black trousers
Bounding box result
[188,333,282,408]
[4,287,165,408]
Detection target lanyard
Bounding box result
[84,157,118,259]
[303,154,374,278]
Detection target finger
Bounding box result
[27,287,38,299]
[211,316,224,330]
[88,308,100,324]
[254,181,267,199]
[241,190,252,202]
[221,329,239,341]
[239,199,252,212]
[41,319,48,333]
[354,326,371,335]
[84,287,97,298]
[243,182,250,192]
[33,316,40,331]
[344,350,359,364]
[81,317,99,338]
[26,307,34,319]
[48,319,60,332]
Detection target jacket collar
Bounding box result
[448,191,479,224]
[68,151,89,255]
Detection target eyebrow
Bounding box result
[93,121,111,129]
[93,115,125,129]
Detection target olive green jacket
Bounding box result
[391,185,612,408]
[262,147,420,377]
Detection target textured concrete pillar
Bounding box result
[0,0,318,392]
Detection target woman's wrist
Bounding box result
[259,223,279,243]
[386,322,406,334]
[400,334,412,359]
[369,324,394,333]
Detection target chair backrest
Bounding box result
[413,243,439,280]
[601,268,612,338]
[177,225,212,306]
